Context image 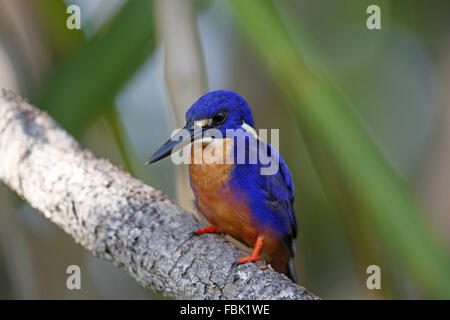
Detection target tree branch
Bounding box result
[0,89,318,300]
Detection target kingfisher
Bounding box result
[146,90,297,282]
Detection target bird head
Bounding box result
[146,90,255,164]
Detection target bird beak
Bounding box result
[145,121,203,165]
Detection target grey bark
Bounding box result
[0,89,318,300]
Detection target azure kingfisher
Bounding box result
[146,90,297,282]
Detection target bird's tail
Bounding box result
[284,256,297,283]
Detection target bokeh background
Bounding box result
[0,0,449,299]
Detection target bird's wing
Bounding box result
[261,142,297,241]
[232,132,297,252]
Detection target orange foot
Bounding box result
[188,225,220,239]
[232,235,264,267]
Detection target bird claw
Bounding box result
[231,255,260,269]
[187,231,198,240]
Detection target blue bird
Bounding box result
[146,90,297,282]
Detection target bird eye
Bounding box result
[212,111,227,125]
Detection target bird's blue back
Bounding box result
[229,137,297,254]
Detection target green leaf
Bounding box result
[30,0,86,62]
[38,0,155,136]
[228,0,450,298]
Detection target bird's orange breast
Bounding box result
[189,140,291,273]
[189,139,259,245]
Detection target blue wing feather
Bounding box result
[264,145,297,238]
[231,136,297,253]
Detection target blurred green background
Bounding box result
[0,0,449,299]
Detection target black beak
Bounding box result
[145,122,202,165]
